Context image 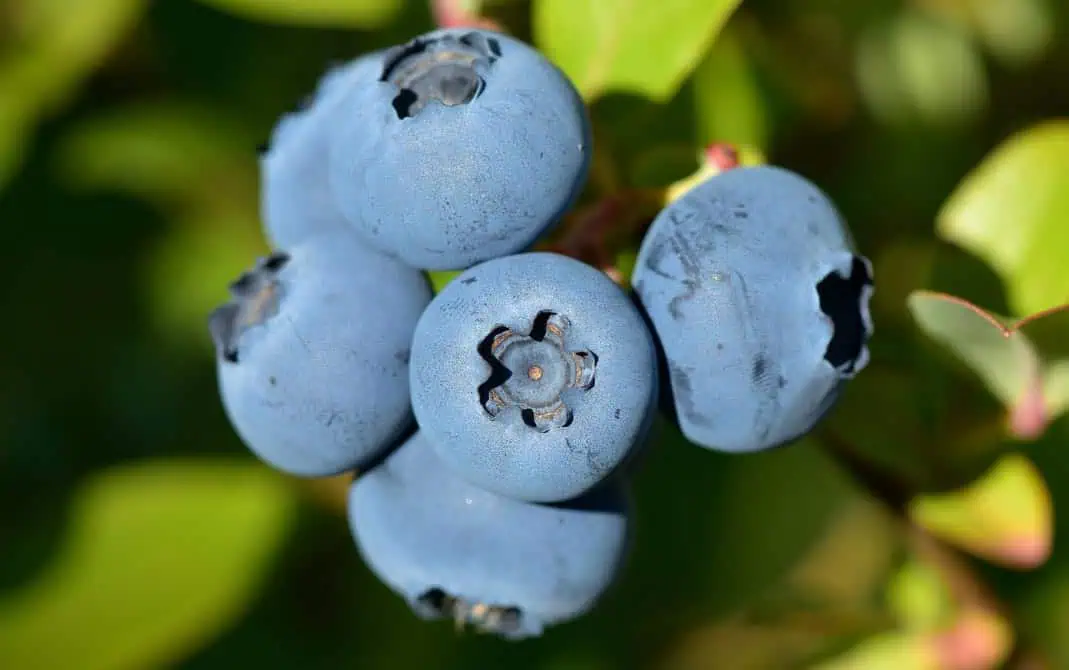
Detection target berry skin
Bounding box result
[347,431,632,640]
[208,232,432,477]
[328,29,591,271]
[409,252,658,503]
[631,165,874,453]
[260,54,381,248]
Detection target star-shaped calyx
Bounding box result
[416,588,523,637]
[208,252,290,364]
[477,311,597,432]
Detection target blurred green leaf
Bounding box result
[811,630,938,670]
[869,241,937,327]
[701,440,857,609]
[812,608,1012,670]
[0,90,32,189]
[855,9,987,127]
[923,0,1054,68]
[907,290,1038,409]
[908,291,1069,436]
[824,366,938,490]
[144,207,269,350]
[614,248,638,285]
[55,103,269,352]
[428,270,461,294]
[56,103,256,208]
[691,32,769,151]
[937,121,1069,316]
[886,555,954,631]
[910,452,1052,570]
[533,0,742,101]
[1019,571,1069,669]
[0,0,146,188]
[627,144,700,189]
[659,619,834,670]
[0,459,297,670]
[1043,360,1069,419]
[968,0,1053,67]
[668,502,900,669]
[814,539,1015,670]
[786,501,898,606]
[193,0,402,28]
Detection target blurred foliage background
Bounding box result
[1,0,1068,668]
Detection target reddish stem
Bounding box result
[550,141,743,282]
[704,142,742,171]
[430,0,502,30]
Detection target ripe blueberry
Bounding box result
[347,431,632,640]
[209,232,432,476]
[631,165,874,453]
[260,54,382,248]
[328,29,591,271]
[409,252,658,503]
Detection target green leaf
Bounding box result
[937,121,1069,316]
[0,459,297,670]
[428,270,461,294]
[608,428,856,645]
[56,103,256,207]
[0,0,147,188]
[691,31,769,151]
[812,609,1012,670]
[886,555,954,630]
[658,619,838,670]
[55,104,268,353]
[657,502,899,670]
[698,440,858,609]
[1043,359,1069,419]
[907,291,1069,435]
[907,290,1039,408]
[627,144,700,189]
[193,0,402,27]
[1018,572,1069,670]
[614,248,639,285]
[855,9,988,127]
[144,207,269,351]
[970,0,1053,67]
[909,452,1052,569]
[533,0,742,101]
[810,630,939,670]
[929,0,1055,68]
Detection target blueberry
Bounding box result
[347,431,631,640]
[631,165,874,453]
[260,54,382,248]
[328,29,591,271]
[209,232,432,476]
[409,252,657,502]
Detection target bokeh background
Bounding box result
[1,0,1068,668]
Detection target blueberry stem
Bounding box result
[703,142,742,171]
[543,141,745,286]
[430,0,502,30]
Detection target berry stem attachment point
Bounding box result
[431,0,503,31]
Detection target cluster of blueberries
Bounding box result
[208,28,876,640]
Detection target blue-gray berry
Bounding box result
[632,165,874,453]
[328,30,591,271]
[348,431,632,640]
[209,232,431,476]
[410,252,658,502]
[260,54,383,248]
